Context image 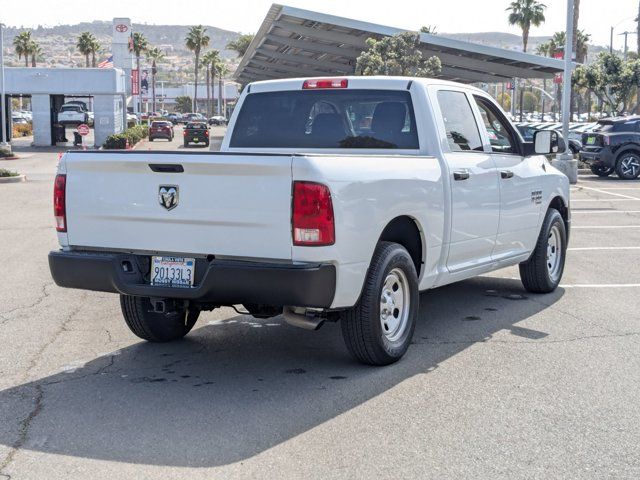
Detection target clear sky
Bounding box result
[3,0,639,50]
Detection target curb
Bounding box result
[0,174,26,184]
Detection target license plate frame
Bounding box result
[150,256,195,288]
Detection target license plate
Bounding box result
[586,136,596,145]
[151,256,195,287]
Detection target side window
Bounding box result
[473,96,517,154]
[436,90,483,152]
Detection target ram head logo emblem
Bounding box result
[158,185,179,211]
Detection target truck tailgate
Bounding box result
[63,152,293,260]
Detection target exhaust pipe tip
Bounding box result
[283,306,324,331]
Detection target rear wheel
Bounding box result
[616,152,640,180]
[590,165,614,177]
[340,242,419,366]
[120,295,199,342]
[519,208,567,293]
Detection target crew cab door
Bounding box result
[471,95,542,259]
[434,89,500,272]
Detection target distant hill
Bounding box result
[443,31,615,59]
[2,23,615,85]
[3,22,241,85]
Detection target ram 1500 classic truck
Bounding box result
[49,77,570,366]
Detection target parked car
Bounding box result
[149,121,174,141]
[167,113,182,124]
[182,122,209,147]
[12,116,28,125]
[57,104,88,126]
[49,76,570,366]
[183,112,207,123]
[208,115,227,126]
[580,116,640,179]
[515,123,575,153]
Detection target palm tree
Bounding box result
[201,50,220,117]
[185,25,210,112]
[29,40,42,67]
[215,62,229,116]
[506,0,546,52]
[547,31,590,63]
[90,38,101,67]
[572,0,580,61]
[146,47,166,113]
[131,33,149,111]
[76,32,97,67]
[226,34,253,58]
[13,31,32,67]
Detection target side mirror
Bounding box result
[533,130,561,154]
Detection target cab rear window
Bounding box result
[230,89,419,149]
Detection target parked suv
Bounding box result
[581,116,640,179]
[149,121,174,141]
[57,104,89,126]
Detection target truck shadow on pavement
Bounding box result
[0,276,563,468]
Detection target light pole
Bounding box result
[552,0,577,184]
[0,22,9,151]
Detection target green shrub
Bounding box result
[0,169,19,177]
[103,125,149,149]
[12,123,32,137]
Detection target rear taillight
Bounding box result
[183,130,187,136]
[205,130,209,136]
[292,181,335,246]
[302,78,348,89]
[53,174,66,232]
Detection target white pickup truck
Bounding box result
[49,76,570,365]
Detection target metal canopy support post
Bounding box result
[552,0,578,184]
[0,22,9,152]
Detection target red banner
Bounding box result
[131,69,139,95]
[554,73,563,84]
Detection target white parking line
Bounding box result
[572,198,640,202]
[568,246,640,251]
[561,284,640,288]
[578,187,640,190]
[571,210,640,214]
[575,186,640,200]
[572,225,640,229]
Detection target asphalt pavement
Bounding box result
[0,142,639,479]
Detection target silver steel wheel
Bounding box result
[546,224,562,282]
[620,155,640,178]
[379,268,410,342]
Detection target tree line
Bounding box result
[9,27,254,115]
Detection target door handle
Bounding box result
[501,170,514,179]
[453,170,470,181]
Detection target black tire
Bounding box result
[120,295,199,342]
[519,208,567,293]
[590,165,614,177]
[340,241,419,366]
[183,141,189,148]
[149,137,154,142]
[615,152,640,180]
